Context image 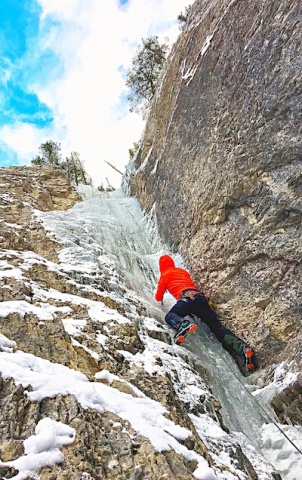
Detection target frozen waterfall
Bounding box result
[40,186,302,480]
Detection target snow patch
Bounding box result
[62,319,87,336]
[0,333,17,353]
[71,338,99,360]
[0,349,217,479]
[262,423,302,480]
[252,362,298,405]
[137,144,153,173]
[0,418,75,480]
[0,300,55,320]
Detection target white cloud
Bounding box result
[2,0,191,187]
[0,123,50,161]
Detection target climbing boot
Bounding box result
[177,319,190,331]
[174,321,198,344]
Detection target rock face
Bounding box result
[0,165,80,261]
[2,165,273,479]
[127,0,302,371]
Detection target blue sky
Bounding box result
[0,1,59,123]
[0,0,58,166]
[0,0,191,186]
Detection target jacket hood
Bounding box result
[159,255,175,273]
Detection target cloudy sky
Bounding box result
[0,0,191,188]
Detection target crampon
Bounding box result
[242,346,256,373]
[175,323,198,344]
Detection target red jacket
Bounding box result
[155,255,199,301]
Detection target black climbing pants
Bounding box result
[165,293,245,354]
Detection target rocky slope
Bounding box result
[126,0,301,383]
[2,165,285,480]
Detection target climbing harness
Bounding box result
[180,289,203,300]
[180,290,216,312]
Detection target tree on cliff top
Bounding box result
[128,140,142,160]
[62,151,92,186]
[31,140,62,166]
[126,36,168,114]
[31,141,92,186]
[177,5,192,29]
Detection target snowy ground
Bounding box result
[0,186,301,479]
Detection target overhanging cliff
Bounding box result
[127,0,302,367]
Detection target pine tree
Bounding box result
[31,140,62,165]
[31,142,92,187]
[128,140,142,160]
[63,151,92,186]
[177,5,192,29]
[126,36,168,114]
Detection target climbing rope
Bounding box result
[194,321,302,457]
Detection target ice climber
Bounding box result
[155,254,256,373]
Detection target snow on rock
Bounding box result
[0,333,17,353]
[0,349,218,479]
[261,423,302,480]
[0,300,48,320]
[252,362,298,405]
[0,418,75,480]
[0,300,73,321]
